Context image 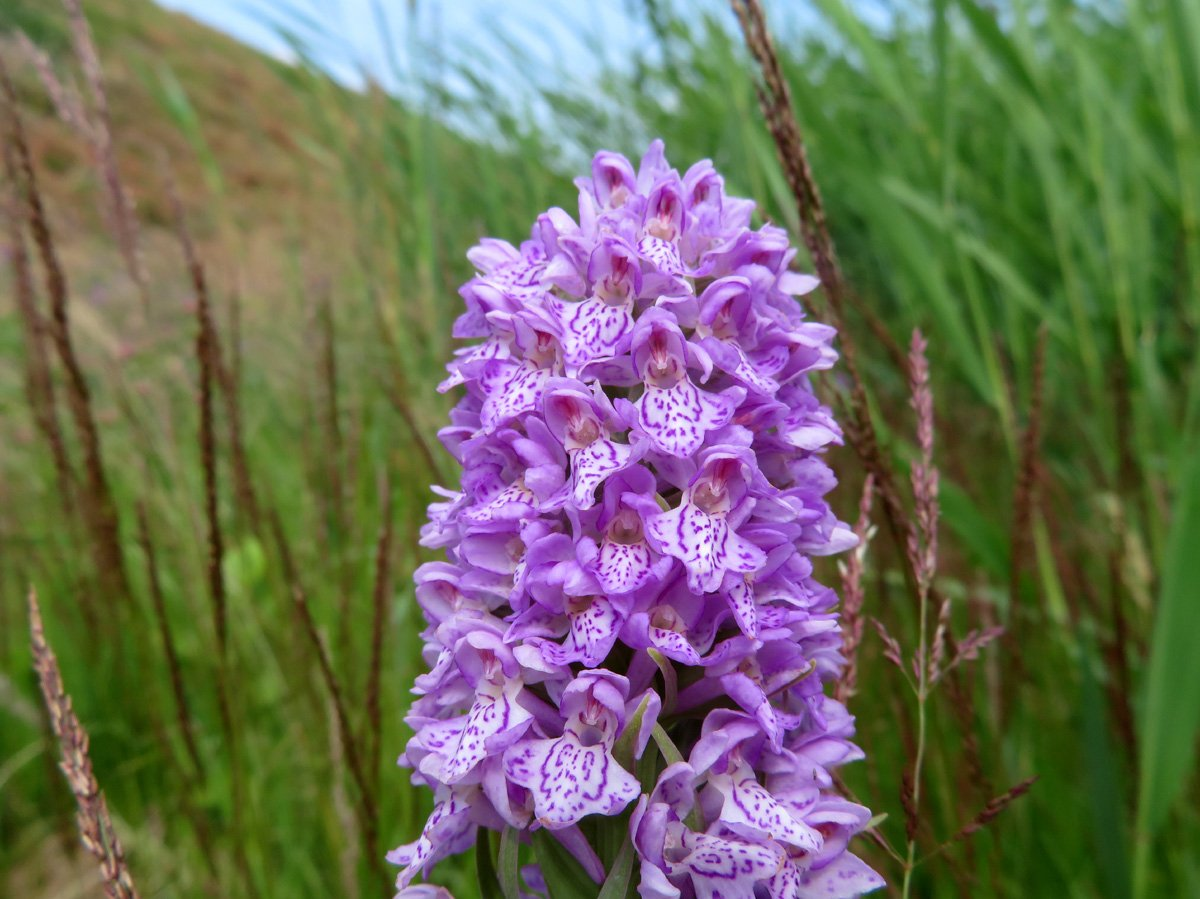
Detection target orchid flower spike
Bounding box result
[392,141,882,899]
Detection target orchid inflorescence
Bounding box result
[390,141,884,899]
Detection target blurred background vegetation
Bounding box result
[1,0,1197,896]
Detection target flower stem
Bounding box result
[902,582,931,899]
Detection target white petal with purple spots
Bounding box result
[648,502,766,593]
[504,730,640,829]
[564,297,633,367]
[596,538,655,594]
[439,679,533,783]
[669,829,784,899]
[638,381,733,458]
[571,438,634,509]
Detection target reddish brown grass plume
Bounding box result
[29,587,141,899]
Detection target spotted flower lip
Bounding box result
[392,141,880,898]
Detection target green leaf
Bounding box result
[1079,632,1131,899]
[650,724,684,766]
[596,834,637,899]
[497,827,521,899]
[1135,444,1200,894]
[612,691,654,771]
[533,828,599,899]
[476,829,502,899]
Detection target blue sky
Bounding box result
[154,1,661,91]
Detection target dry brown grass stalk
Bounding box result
[729,0,925,612]
[163,160,260,897]
[1,55,131,603]
[366,469,394,793]
[2,134,77,520]
[15,32,89,133]
[164,162,228,658]
[291,580,385,894]
[136,503,205,781]
[29,587,141,899]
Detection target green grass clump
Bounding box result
[1,0,1197,896]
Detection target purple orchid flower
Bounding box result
[504,672,644,829]
[391,142,880,899]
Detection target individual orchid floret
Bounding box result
[391,141,880,899]
[504,671,644,829]
[542,378,639,508]
[647,447,768,593]
[629,309,739,457]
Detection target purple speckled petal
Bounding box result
[647,502,766,593]
[723,577,760,639]
[439,679,534,783]
[648,625,702,665]
[480,360,550,431]
[637,235,684,275]
[504,730,640,829]
[637,380,733,458]
[730,346,780,395]
[388,794,475,887]
[541,596,621,667]
[796,853,885,898]
[669,829,784,899]
[395,886,457,899]
[460,479,537,526]
[572,439,635,509]
[710,761,822,851]
[595,537,655,595]
[564,297,634,367]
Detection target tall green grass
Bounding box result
[1,0,1196,896]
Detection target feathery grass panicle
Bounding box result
[1,52,131,604]
[62,0,150,313]
[939,776,1039,851]
[2,128,77,522]
[28,587,140,899]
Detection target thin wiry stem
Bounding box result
[291,579,385,895]
[136,504,205,781]
[29,587,141,899]
[837,474,874,703]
